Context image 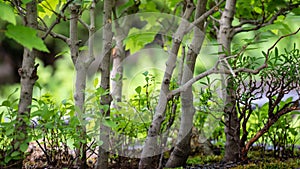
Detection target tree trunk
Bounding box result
[217,0,240,162]
[139,1,195,169]
[110,15,132,107]
[13,1,39,167]
[69,3,89,168]
[95,0,113,168]
[165,0,207,167]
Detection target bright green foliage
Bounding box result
[124,28,156,53]
[38,0,63,19]
[110,71,157,139]
[235,45,300,157]
[0,89,30,165]
[5,25,49,52]
[0,1,16,25]
[194,77,225,147]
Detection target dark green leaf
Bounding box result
[1,100,10,107]
[22,0,33,4]
[292,8,300,15]
[142,71,149,76]
[11,151,20,157]
[135,86,142,94]
[20,142,28,152]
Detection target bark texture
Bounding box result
[217,0,240,162]
[95,0,113,168]
[69,3,89,167]
[139,1,195,168]
[110,15,133,107]
[165,0,207,167]
[13,1,39,167]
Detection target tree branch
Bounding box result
[233,27,300,74]
[41,0,73,39]
[232,3,300,36]
[168,27,300,99]
[184,0,224,34]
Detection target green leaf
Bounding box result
[1,100,11,107]
[5,24,49,52]
[102,119,117,128]
[275,47,278,57]
[79,46,88,51]
[94,77,99,88]
[20,143,28,152]
[135,86,142,94]
[31,110,43,117]
[292,8,300,15]
[142,71,149,76]
[54,50,69,58]
[38,0,60,19]
[4,156,11,163]
[35,82,43,91]
[11,151,20,157]
[22,0,33,4]
[124,28,156,53]
[6,128,14,135]
[0,2,16,25]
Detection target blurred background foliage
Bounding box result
[0,0,300,167]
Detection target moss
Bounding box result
[187,155,223,165]
[231,158,300,169]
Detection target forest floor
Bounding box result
[18,141,300,168]
[21,147,300,169]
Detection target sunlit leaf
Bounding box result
[5,25,49,52]
[79,46,88,51]
[124,28,156,53]
[54,50,69,58]
[38,0,61,19]
[0,2,16,25]
[93,77,99,88]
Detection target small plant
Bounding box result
[0,88,31,165]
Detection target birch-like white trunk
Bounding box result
[95,0,113,168]
[69,3,87,166]
[165,0,207,167]
[138,1,195,168]
[70,1,96,167]
[110,17,132,107]
[217,0,240,162]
